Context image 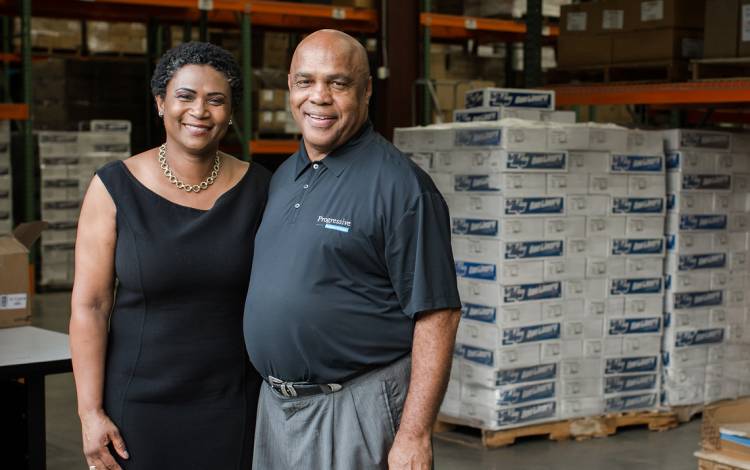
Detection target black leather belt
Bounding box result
[268,376,343,398]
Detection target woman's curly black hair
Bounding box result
[151,41,242,110]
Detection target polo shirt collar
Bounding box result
[293,121,374,180]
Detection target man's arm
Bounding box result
[388,307,461,470]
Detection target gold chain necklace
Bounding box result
[158,143,221,193]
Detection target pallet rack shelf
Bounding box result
[549,80,750,106]
[421,12,558,40]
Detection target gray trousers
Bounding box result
[252,355,411,469]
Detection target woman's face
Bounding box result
[155,64,232,155]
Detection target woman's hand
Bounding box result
[81,409,129,470]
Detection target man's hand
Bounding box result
[388,431,432,470]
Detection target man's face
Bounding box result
[288,38,372,159]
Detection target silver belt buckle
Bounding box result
[269,376,297,398]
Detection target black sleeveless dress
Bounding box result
[96,159,270,470]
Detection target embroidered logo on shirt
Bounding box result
[316,215,351,233]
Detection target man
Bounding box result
[244,29,461,470]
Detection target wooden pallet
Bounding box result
[669,404,705,423]
[433,411,679,449]
[691,57,750,81]
[551,60,690,84]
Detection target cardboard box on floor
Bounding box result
[0,222,46,328]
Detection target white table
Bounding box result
[0,326,72,470]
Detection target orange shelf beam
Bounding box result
[0,103,29,120]
[550,80,750,106]
[85,0,377,23]
[250,139,298,154]
[421,13,559,40]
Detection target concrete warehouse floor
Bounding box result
[33,292,700,470]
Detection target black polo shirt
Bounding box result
[243,122,461,383]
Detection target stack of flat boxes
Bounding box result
[0,121,11,234]
[39,120,131,287]
[662,129,750,407]
[394,87,667,430]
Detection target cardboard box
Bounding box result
[0,222,45,328]
[263,32,290,70]
[702,397,750,451]
[599,0,629,33]
[258,89,288,111]
[741,0,750,57]
[558,34,612,67]
[612,28,703,63]
[704,0,740,58]
[560,3,594,35]
[629,0,706,30]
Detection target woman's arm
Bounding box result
[70,175,128,469]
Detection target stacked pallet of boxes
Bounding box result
[39,121,131,287]
[662,130,750,407]
[257,89,298,135]
[394,88,667,430]
[0,121,10,234]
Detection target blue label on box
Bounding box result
[679,215,728,231]
[496,401,557,426]
[454,174,501,192]
[673,290,723,309]
[678,253,727,271]
[505,240,564,259]
[496,364,558,386]
[612,197,664,214]
[667,194,675,211]
[454,128,502,147]
[604,356,659,375]
[608,317,662,335]
[506,152,567,170]
[502,323,561,346]
[666,234,676,251]
[679,131,731,150]
[666,152,680,170]
[674,328,725,348]
[505,197,564,215]
[455,261,497,281]
[452,218,499,237]
[454,109,501,122]
[605,393,656,413]
[682,174,732,191]
[611,238,664,256]
[487,90,554,109]
[604,374,658,394]
[462,344,494,366]
[610,278,663,295]
[498,382,556,406]
[504,281,562,303]
[461,303,497,323]
[611,155,664,173]
[465,90,485,108]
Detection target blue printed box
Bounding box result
[505,240,564,259]
[610,154,664,173]
[465,88,555,110]
[453,107,542,123]
[676,214,728,231]
[496,364,558,386]
[454,174,501,192]
[604,356,659,375]
[611,238,665,256]
[455,261,497,281]
[505,197,565,216]
[604,393,657,413]
[503,281,562,303]
[676,253,727,271]
[680,174,732,191]
[611,197,665,215]
[672,328,725,348]
[452,217,499,237]
[504,151,568,171]
[461,344,495,367]
[604,374,658,394]
[671,290,723,310]
[461,303,497,323]
[608,317,662,336]
[495,401,557,427]
[609,278,663,296]
[502,323,561,346]
[495,382,556,406]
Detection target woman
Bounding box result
[70,42,270,470]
